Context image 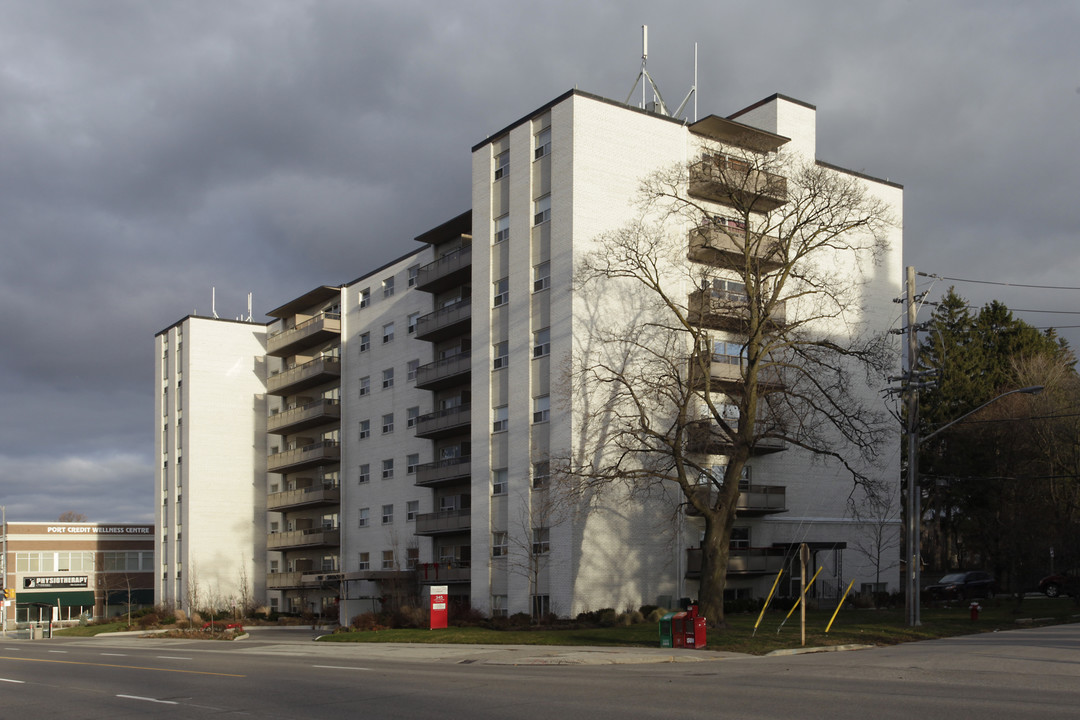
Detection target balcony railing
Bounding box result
[415,352,472,391]
[267,440,341,473]
[267,484,341,511]
[686,354,784,392]
[415,245,472,293]
[689,155,787,211]
[684,419,786,455]
[415,508,471,536]
[687,290,786,331]
[267,399,341,435]
[266,527,341,550]
[415,456,472,488]
[685,484,787,516]
[267,313,341,357]
[414,405,471,440]
[685,546,787,578]
[416,562,471,584]
[415,298,471,342]
[688,223,782,270]
[266,571,306,590]
[267,356,341,396]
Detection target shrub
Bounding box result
[646,608,667,623]
[507,612,532,628]
[137,613,160,628]
[638,604,662,617]
[450,604,486,627]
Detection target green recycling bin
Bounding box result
[659,611,678,648]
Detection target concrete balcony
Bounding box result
[266,527,341,550]
[414,405,471,440]
[415,456,471,488]
[689,155,787,212]
[267,313,341,357]
[685,546,786,578]
[687,290,786,332]
[267,399,341,435]
[688,223,782,271]
[415,245,472,294]
[415,352,472,391]
[416,562,471,584]
[414,508,471,536]
[685,484,787,517]
[267,440,340,474]
[267,357,341,396]
[415,298,471,342]
[686,354,784,393]
[267,484,341,511]
[266,571,306,590]
[684,420,786,456]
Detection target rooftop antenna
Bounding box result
[211,287,219,319]
[624,26,698,122]
[246,292,253,322]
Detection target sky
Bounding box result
[2,0,1079,523]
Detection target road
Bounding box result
[0,624,1077,719]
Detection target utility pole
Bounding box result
[904,266,922,627]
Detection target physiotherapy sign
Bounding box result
[23,576,90,589]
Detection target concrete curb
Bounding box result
[765,644,874,657]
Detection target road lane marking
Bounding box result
[100,653,127,657]
[117,695,178,705]
[156,656,191,660]
[0,655,244,677]
[312,665,371,671]
[1,678,26,683]
[48,650,67,654]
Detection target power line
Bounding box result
[918,272,1080,292]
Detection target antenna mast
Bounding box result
[624,26,697,121]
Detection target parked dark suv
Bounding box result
[925,571,997,600]
[1038,568,1080,598]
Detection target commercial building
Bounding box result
[1,521,154,625]
[155,88,902,620]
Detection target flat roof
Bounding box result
[266,286,342,319]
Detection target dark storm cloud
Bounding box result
[1,0,1078,522]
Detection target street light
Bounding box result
[905,385,1044,627]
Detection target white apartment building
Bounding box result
[156,88,902,621]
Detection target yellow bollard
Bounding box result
[825,580,856,633]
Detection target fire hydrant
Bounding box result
[969,601,981,621]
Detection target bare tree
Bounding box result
[849,483,901,602]
[560,139,896,626]
[501,487,565,621]
[58,511,88,522]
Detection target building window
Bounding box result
[359,376,370,396]
[731,527,750,549]
[359,288,370,308]
[494,150,509,180]
[358,464,370,484]
[408,265,419,287]
[407,312,419,334]
[382,504,394,525]
[493,341,508,370]
[382,413,394,434]
[492,532,508,557]
[492,468,507,495]
[359,332,370,352]
[382,458,394,479]
[493,277,509,307]
[383,276,395,297]
[491,594,508,617]
[532,461,550,489]
[533,327,550,358]
[533,395,550,424]
[358,552,370,570]
[533,262,550,292]
[358,508,369,528]
[494,214,509,244]
[534,127,551,159]
[406,500,419,521]
[382,551,395,570]
[407,453,419,474]
[532,528,550,555]
[533,194,551,225]
[382,368,394,389]
[406,406,420,428]
[407,359,419,382]
[532,594,550,618]
[383,322,395,344]
[712,340,748,366]
[359,419,370,440]
[493,405,508,433]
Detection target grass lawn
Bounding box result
[319,597,1080,655]
[54,597,1079,655]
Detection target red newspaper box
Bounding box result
[682,605,707,648]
